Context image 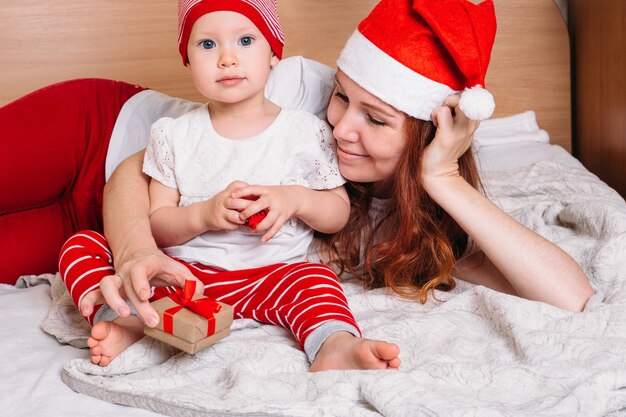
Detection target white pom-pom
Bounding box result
[459,85,495,120]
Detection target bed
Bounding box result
[2,1,626,416]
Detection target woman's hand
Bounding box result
[421,95,480,180]
[97,248,201,327]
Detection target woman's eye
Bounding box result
[239,36,253,46]
[333,91,349,103]
[200,40,215,49]
[367,115,386,126]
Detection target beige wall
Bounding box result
[0,0,376,106]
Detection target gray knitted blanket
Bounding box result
[43,161,626,417]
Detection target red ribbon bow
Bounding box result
[163,280,221,336]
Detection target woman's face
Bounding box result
[327,71,407,184]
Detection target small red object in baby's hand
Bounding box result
[245,209,269,230]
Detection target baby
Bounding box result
[58,0,400,371]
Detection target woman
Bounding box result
[94,0,593,329]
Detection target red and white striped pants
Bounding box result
[58,230,360,349]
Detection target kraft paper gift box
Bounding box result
[144,280,234,354]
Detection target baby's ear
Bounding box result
[270,53,280,69]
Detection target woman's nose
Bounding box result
[331,112,359,143]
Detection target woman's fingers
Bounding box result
[432,94,460,129]
[79,287,106,317]
[101,250,201,327]
[442,94,480,137]
[128,253,199,327]
[100,273,133,317]
[443,94,461,109]
[431,105,454,136]
[467,118,480,137]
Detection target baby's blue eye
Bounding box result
[239,36,253,46]
[201,40,215,49]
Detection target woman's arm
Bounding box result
[423,98,594,312]
[452,250,517,295]
[103,151,156,272]
[426,174,593,312]
[101,151,197,326]
[148,179,195,247]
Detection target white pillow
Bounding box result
[265,55,336,120]
[105,56,336,181]
[473,111,550,148]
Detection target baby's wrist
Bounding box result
[192,199,218,232]
[289,185,307,218]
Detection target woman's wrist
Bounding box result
[421,172,468,202]
[106,220,160,272]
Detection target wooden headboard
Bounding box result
[0,0,570,151]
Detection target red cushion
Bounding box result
[0,79,146,284]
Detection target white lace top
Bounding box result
[143,104,345,270]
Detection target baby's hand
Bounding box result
[244,208,269,230]
[231,185,300,242]
[204,181,253,231]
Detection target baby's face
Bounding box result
[186,10,279,104]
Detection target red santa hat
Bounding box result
[337,0,497,121]
[178,0,284,65]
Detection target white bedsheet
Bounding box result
[2,143,626,417]
[0,278,163,417]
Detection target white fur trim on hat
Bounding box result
[337,31,455,121]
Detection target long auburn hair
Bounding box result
[318,116,481,303]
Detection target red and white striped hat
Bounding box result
[337,0,497,121]
[178,0,284,65]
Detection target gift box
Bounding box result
[144,280,234,354]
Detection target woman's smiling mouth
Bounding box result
[337,146,368,160]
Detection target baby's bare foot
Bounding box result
[309,331,401,372]
[87,316,144,366]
